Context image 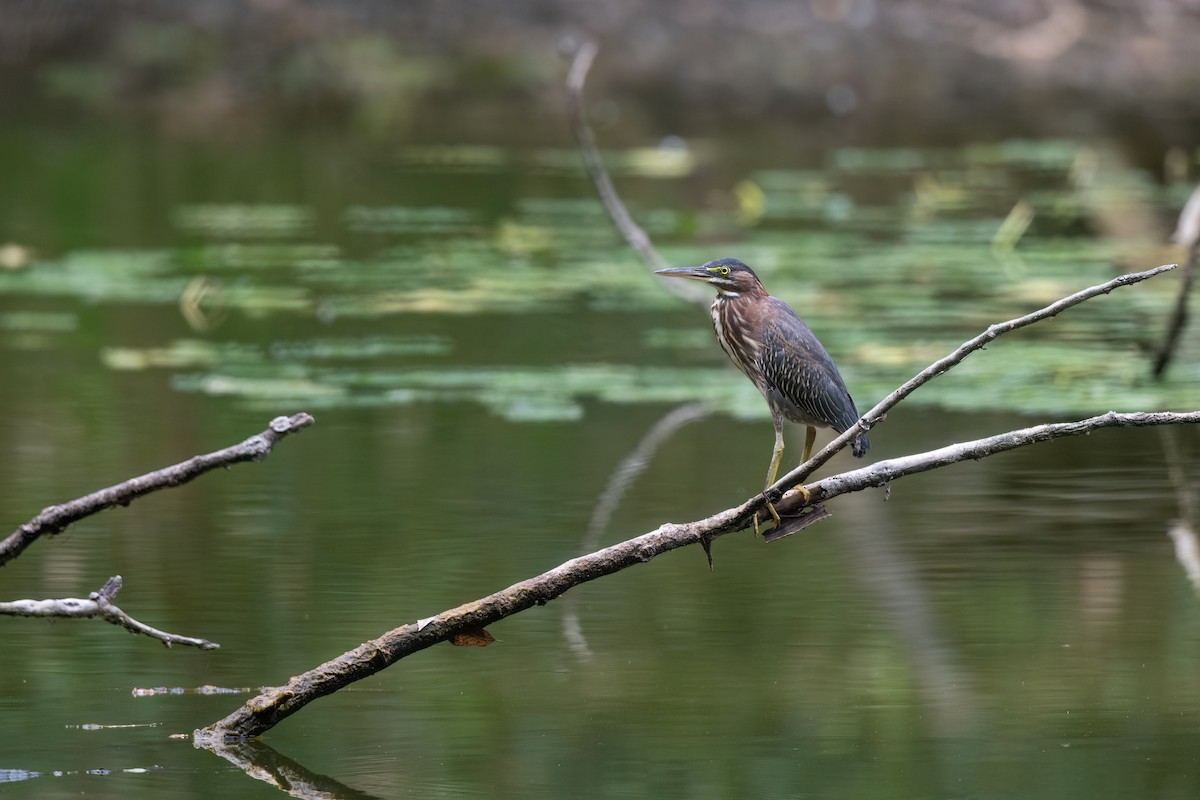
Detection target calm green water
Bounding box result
[2,93,1200,799]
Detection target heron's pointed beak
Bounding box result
[653,266,710,282]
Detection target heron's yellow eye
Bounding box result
[709,265,731,276]
[720,266,731,275]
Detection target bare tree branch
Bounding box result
[774,264,1177,500]
[0,413,315,567]
[0,576,218,650]
[196,401,1200,743]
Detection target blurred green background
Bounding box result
[2,3,1200,798]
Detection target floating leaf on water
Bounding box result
[3,137,1195,417]
[524,144,695,178]
[0,311,77,332]
[0,242,33,270]
[397,145,508,170]
[101,340,261,371]
[268,335,452,361]
[182,242,342,272]
[495,220,555,256]
[173,204,313,238]
[170,372,347,401]
[0,251,183,303]
[344,205,480,235]
[831,146,929,173]
[617,145,695,178]
[963,139,1082,170]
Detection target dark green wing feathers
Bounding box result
[757,297,870,457]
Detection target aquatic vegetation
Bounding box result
[0,139,1191,419]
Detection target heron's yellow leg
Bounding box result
[790,425,817,506]
[802,425,817,463]
[754,426,786,536]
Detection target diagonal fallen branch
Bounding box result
[0,575,218,650]
[195,403,1200,743]
[0,413,315,567]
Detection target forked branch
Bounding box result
[0,576,218,650]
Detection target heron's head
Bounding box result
[654,258,766,297]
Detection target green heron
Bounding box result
[655,257,869,531]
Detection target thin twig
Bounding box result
[0,413,315,567]
[0,576,219,650]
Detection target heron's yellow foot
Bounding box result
[753,499,783,538]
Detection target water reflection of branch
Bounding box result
[840,505,978,737]
[0,413,314,566]
[1160,426,1200,593]
[1168,522,1200,594]
[201,739,381,800]
[0,575,218,650]
[1152,182,1200,379]
[563,403,708,658]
